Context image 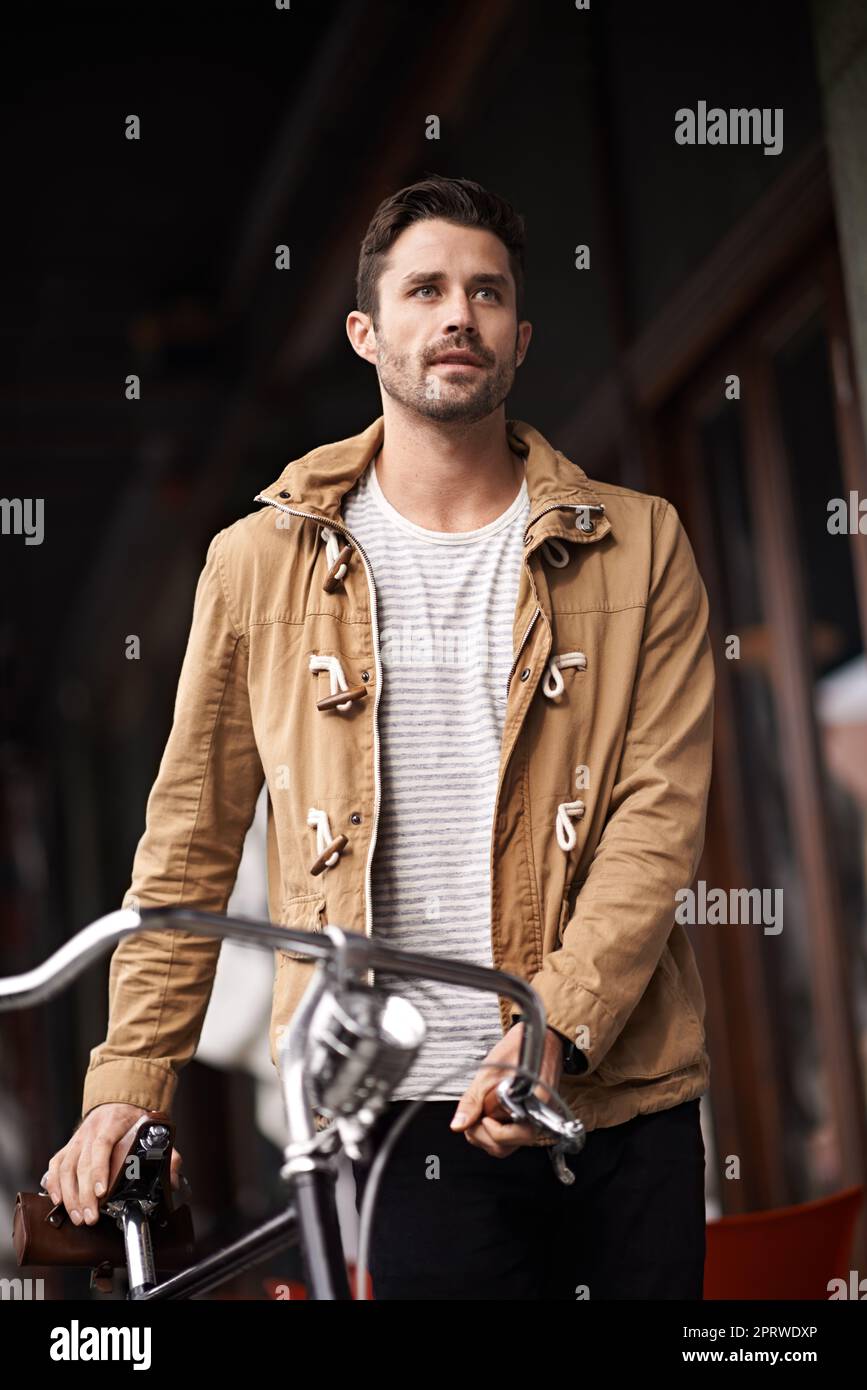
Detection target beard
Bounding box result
[374,326,518,423]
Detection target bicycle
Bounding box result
[1,905,586,1300]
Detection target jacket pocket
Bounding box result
[593,944,706,1084]
[276,891,327,963]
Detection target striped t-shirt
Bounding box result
[341,452,531,1100]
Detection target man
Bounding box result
[43,174,715,1300]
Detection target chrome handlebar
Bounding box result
[0,907,585,1174]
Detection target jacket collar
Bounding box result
[254,415,612,550]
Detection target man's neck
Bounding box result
[372,408,524,533]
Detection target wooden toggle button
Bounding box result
[316,685,368,711]
[309,834,348,876]
[323,544,353,592]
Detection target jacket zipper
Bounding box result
[254,493,382,988]
[490,500,601,1034]
[504,606,541,698]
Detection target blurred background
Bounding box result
[1,0,866,1298]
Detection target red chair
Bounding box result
[705,1184,864,1299]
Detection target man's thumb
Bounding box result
[169,1148,185,1190]
[450,1094,481,1131]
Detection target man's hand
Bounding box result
[41,1102,186,1227]
[449,1023,564,1158]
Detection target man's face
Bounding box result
[351,218,532,423]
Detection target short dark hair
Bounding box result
[356,173,527,326]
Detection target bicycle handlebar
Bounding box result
[0,906,584,1155]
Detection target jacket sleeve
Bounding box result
[527,500,715,1073]
[81,527,265,1118]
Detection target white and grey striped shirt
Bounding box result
[341,454,531,1100]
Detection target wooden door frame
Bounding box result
[673,397,789,1216]
[741,258,867,1239]
[553,135,867,1247]
[662,238,867,1263]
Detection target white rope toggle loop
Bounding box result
[307,807,341,869]
[309,652,354,712]
[320,525,348,582]
[555,800,586,852]
[541,537,571,567]
[542,650,588,699]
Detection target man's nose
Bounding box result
[437,295,480,335]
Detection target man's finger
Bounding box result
[77,1136,112,1225]
[462,1123,499,1155]
[450,1087,485,1131]
[462,1120,518,1159]
[479,1115,536,1147]
[462,1114,535,1157]
[58,1154,82,1224]
[481,1087,510,1121]
[42,1159,62,1206]
[170,1148,191,1196]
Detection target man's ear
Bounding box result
[346,309,377,364]
[515,319,532,368]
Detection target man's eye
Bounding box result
[412,286,500,301]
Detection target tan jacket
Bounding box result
[82,415,715,1137]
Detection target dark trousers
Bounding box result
[351,1096,706,1300]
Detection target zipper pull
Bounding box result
[575,504,605,533]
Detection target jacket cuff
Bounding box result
[525,969,618,1076]
[81,1056,179,1120]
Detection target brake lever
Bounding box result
[495,1078,586,1186]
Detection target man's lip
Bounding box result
[432,355,485,367]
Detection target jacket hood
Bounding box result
[253,415,613,546]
